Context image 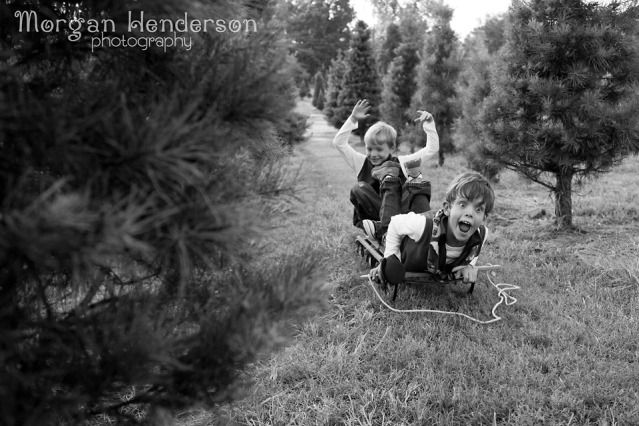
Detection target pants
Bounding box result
[349,179,431,233]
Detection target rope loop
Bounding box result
[365,265,519,324]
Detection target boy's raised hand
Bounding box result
[414,110,433,123]
[351,99,371,122]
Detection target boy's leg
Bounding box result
[401,179,431,213]
[377,176,402,237]
[350,182,381,229]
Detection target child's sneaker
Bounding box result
[407,176,430,188]
[371,161,400,182]
[404,159,422,180]
[362,219,380,241]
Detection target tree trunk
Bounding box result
[554,170,573,228]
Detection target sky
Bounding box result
[351,0,512,38]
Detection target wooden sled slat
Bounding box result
[355,235,383,263]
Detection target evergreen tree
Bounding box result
[0,0,322,423]
[397,1,429,46]
[479,0,639,228]
[371,0,401,24]
[285,0,355,77]
[455,16,507,180]
[312,71,326,110]
[378,3,428,139]
[289,55,311,98]
[323,49,348,121]
[380,41,420,134]
[374,2,428,72]
[479,14,507,55]
[332,20,381,135]
[378,23,402,75]
[299,78,311,98]
[410,0,460,164]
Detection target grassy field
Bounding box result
[180,100,639,425]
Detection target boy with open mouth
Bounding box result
[371,172,495,287]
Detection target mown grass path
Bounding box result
[294,99,354,196]
[185,100,639,426]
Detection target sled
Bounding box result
[355,234,501,295]
[355,234,518,324]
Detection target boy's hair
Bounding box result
[445,172,495,214]
[364,121,397,149]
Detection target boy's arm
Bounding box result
[332,99,370,173]
[398,111,439,176]
[332,116,366,173]
[383,212,427,259]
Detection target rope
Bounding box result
[364,267,519,324]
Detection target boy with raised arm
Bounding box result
[332,99,439,241]
[371,172,494,287]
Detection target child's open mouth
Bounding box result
[458,220,472,233]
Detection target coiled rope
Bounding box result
[364,267,519,324]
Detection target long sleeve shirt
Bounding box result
[383,211,427,259]
[331,116,439,179]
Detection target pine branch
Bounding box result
[501,161,555,190]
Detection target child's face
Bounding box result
[365,141,393,166]
[444,196,487,244]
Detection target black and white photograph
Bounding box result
[1,0,638,424]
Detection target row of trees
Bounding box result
[311,1,460,160]
[0,0,323,423]
[294,0,639,228]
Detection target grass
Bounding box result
[179,100,639,425]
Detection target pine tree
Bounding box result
[312,71,326,110]
[378,4,427,138]
[0,0,323,423]
[299,77,311,98]
[455,16,507,180]
[323,49,348,121]
[332,20,381,135]
[479,0,639,228]
[479,14,507,55]
[380,41,420,134]
[396,2,429,46]
[370,0,401,26]
[285,0,355,77]
[378,23,402,75]
[410,1,460,164]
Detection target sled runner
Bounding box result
[355,235,383,267]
